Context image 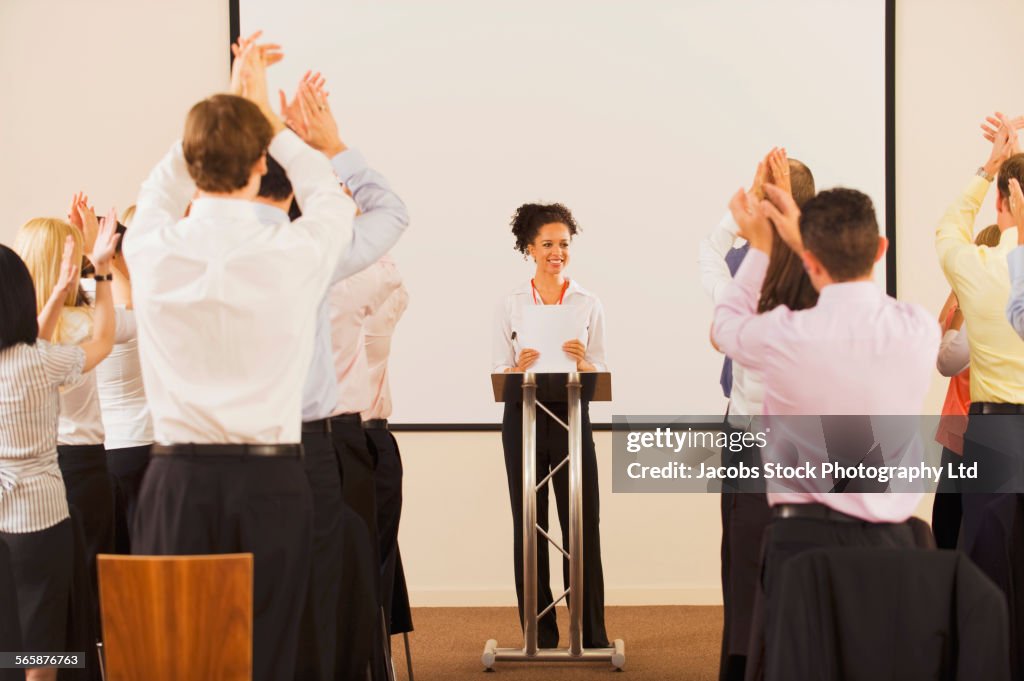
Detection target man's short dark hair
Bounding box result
[0,244,39,350]
[258,154,293,202]
[998,153,1024,204]
[183,94,273,193]
[799,188,880,281]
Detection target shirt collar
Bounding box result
[816,280,884,305]
[252,202,290,225]
[188,197,260,222]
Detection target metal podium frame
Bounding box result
[482,372,625,671]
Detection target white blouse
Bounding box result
[492,279,607,373]
[56,305,136,446]
[95,307,154,449]
[0,340,84,533]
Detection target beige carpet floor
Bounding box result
[388,605,722,681]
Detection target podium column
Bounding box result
[521,372,539,656]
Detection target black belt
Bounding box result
[302,417,333,434]
[152,443,302,458]
[363,419,389,430]
[772,503,864,524]
[968,402,1024,415]
[330,413,362,426]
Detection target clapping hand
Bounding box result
[89,208,121,270]
[1009,178,1024,246]
[279,71,326,139]
[288,75,346,156]
[762,183,804,255]
[982,112,1020,177]
[51,235,79,301]
[729,187,773,255]
[765,147,792,197]
[981,113,1024,144]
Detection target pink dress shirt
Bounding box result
[361,259,408,421]
[713,249,940,522]
[329,259,404,416]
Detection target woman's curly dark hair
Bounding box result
[510,203,580,254]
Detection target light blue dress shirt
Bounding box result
[1006,246,1024,341]
[254,149,410,422]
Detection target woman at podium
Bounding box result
[491,202,610,649]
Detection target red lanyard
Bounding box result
[531,279,569,306]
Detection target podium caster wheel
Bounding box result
[482,639,498,670]
[611,639,625,670]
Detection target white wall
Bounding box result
[3,0,1023,608]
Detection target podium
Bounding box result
[482,372,625,671]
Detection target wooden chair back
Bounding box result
[97,553,253,681]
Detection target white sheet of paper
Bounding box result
[519,305,588,373]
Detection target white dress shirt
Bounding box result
[698,212,763,417]
[123,130,355,444]
[57,305,136,446]
[492,279,608,373]
[362,257,408,421]
[329,259,404,416]
[713,249,939,523]
[937,326,970,378]
[0,341,83,533]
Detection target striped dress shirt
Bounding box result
[0,340,84,533]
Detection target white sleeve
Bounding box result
[492,297,515,373]
[125,141,195,256]
[936,327,970,377]
[584,298,608,372]
[698,211,741,305]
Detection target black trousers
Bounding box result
[0,537,21,681]
[366,427,413,635]
[296,429,378,681]
[744,515,918,681]
[132,454,312,681]
[107,444,151,554]
[0,519,73,653]
[960,414,1024,554]
[932,446,963,550]
[330,416,387,680]
[501,400,608,649]
[719,427,770,681]
[57,443,114,627]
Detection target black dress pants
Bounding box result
[57,444,114,627]
[931,446,963,550]
[365,427,413,635]
[744,514,918,681]
[501,400,609,649]
[330,416,387,680]
[132,454,312,681]
[719,480,770,678]
[106,444,151,554]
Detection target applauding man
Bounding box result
[123,33,356,681]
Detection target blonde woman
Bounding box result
[14,201,134,595]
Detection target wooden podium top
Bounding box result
[491,372,612,403]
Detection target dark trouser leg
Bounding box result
[132,455,312,681]
[57,444,114,629]
[106,445,152,554]
[368,428,406,635]
[546,402,609,649]
[295,431,346,681]
[502,401,559,648]
[0,520,73,653]
[334,502,379,681]
[931,447,963,550]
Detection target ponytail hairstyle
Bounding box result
[758,158,818,313]
[510,203,580,255]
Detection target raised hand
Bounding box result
[1009,179,1024,246]
[748,159,767,201]
[295,80,346,156]
[983,112,1020,177]
[73,200,99,256]
[766,147,792,197]
[728,187,772,255]
[761,183,804,255]
[67,192,90,231]
[52,235,79,300]
[90,208,121,270]
[981,114,1024,143]
[229,31,282,95]
[279,71,326,138]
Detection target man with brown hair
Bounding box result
[123,35,355,681]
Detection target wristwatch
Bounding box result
[977,166,995,182]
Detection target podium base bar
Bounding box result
[482,639,626,670]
